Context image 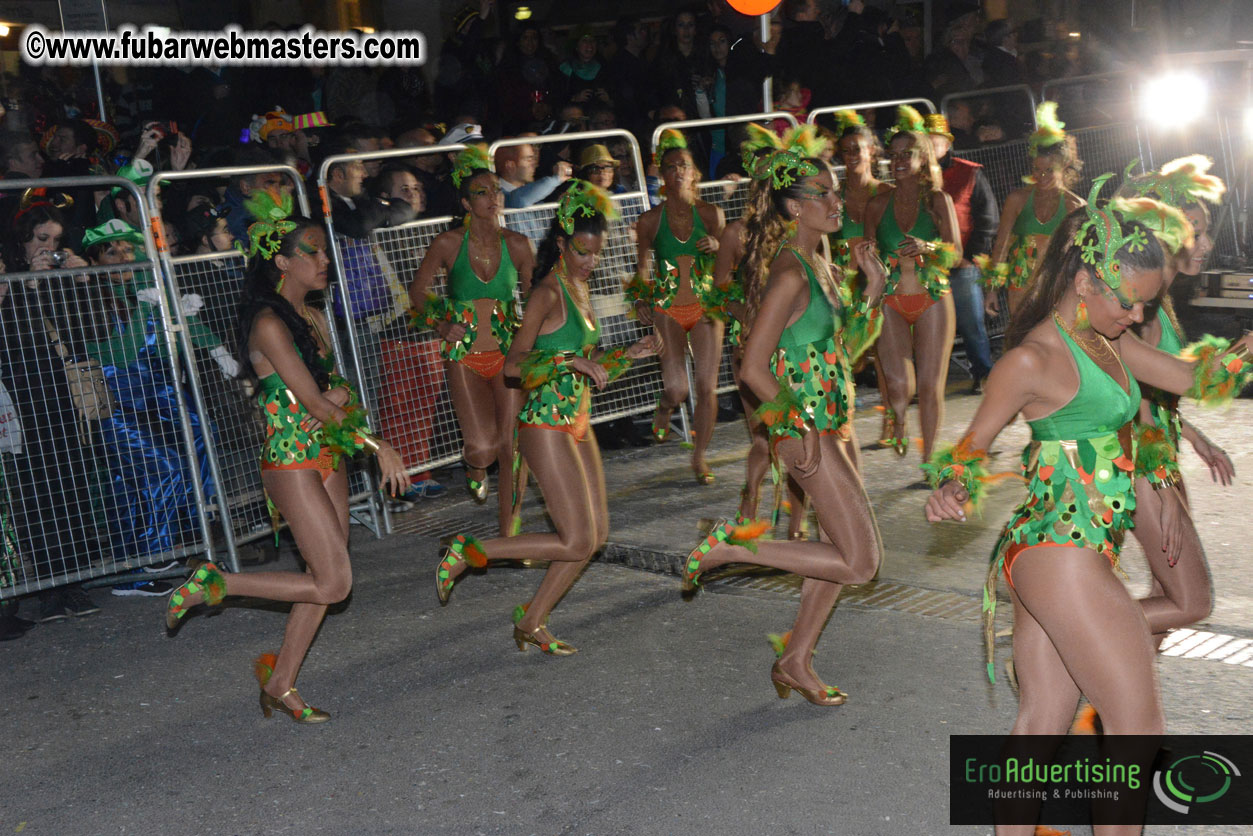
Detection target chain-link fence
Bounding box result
[1,175,211,599]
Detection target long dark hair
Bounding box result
[1006,206,1167,348]
[534,209,610,281]
[4,203,66,270]
[235,215,331,388]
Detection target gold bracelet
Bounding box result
[359,433,383,454]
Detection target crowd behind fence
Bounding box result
[1,106,1247,598]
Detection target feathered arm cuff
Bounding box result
[622,274,655,314]
[322,405,381,464]
[703,281,746,321]
[519,350,573,390]
[973,254,1010,290]
[921,435,992,513]
[1182,335,1253,407]
[410,294,475,360]
[599,346,634,382]
[916,241,960,300]
[326,372,360,407]
[754,384,813,439]
[1135,424,1182,488]
[841,301,883,364]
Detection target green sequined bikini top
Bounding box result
[1012,187,1067,238]
[1027,320,1140,442]
[534,274,599,353]
[448,228,518,305]
[778,248,835,350]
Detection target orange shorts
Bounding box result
[656,302,706,332]
[1002,541,1118,592]
[884,292,938,326]
[520,409,591,443]
[457,349,506,379]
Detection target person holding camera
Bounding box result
[0,201,108,622]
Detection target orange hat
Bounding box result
[923,113,954,142]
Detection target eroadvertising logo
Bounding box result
[1152,750,1241,815]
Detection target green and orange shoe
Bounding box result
[770,661,847,706]
[511,603,577,656]
[465,470,488,503]
[651,400,672,442]
[165,561,227,631]
[682,518,770,592]
[254,652,330,723]
[435,534,488,605]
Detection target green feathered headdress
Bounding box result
[832,109,866,136]
[556,179,620,235]
[1122,154,1226,209]
[236,186,297,259]
[1074,173,1152,292]
[1109,195,1193,257]
[779,123,829,159]
[450,144,493,189]
[739,122,783,175]
[884,104,926,143]
[653,128,688,170]
[1028,101,1067,157]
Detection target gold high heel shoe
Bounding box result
[511,603,577,655]
[259,688,331,724]
[770,661,847,706]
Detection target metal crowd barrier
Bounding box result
[809,97,937,129]
[0,175,212,599]
[941,84,1038,141]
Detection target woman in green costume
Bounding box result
[166,214,408,723]
[1119,156,1232,648]
[683,149,888,706]
[629,129,726,484]
[865,106,962,462]
[409,146,536,531]
[434,182,659,654]
[925,181,1253,833]
[983,102,1084,319]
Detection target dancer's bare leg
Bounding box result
[511,428,608,643]
[913,294,955,462]
[447,360,501,496]
[491,373,527,534]
[997,546,1164,836]
[1130,477,1212,646]
[688,317,725,476]
[653,312,690,433]
[246,467,351,709]
[878,305,916,444]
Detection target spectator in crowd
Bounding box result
[925,11,982,97]
[319,136,372,238]
[603,16,651,136]
[558,27,612,112]
[776,0,832,106]
[653,8,705,121]
[496,22,559,135]
[980,19,1034,138]
[925,114,998,393]
[373,165,425,220]
[495,142,573,209]
[0,202,106,622]
[576,143,622,194]
[946,100,977,148]
[0,131,44,180]
[222,145,286,248]
[587,105,617,132]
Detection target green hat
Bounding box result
[82,219,146,252]
[111,158,155,196]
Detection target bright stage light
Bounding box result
[1140,72,1209,127]
[514,5,532,19]
[0,24,10,37]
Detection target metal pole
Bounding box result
[92,62,107,121]
[760,14,773,112]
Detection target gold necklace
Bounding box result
[556,265,595,331]
[1052,310,1119,366]
[298,306,329,352]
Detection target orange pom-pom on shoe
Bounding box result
[254,653,279,687]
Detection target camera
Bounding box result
[49,250,68,267]
[148,121,179,139]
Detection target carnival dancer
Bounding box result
[166,209,408,723]
[865,106,962,462]
[435,182,659,654]
[711,123,820,538]
[409,146,536,532]
[982,102,1084,318]
[684,147,888,706]
[925,180,1252,833]
[1119,157,1231,647]
[628,129,726,484]
[830,109,898,447]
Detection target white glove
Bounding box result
[135,287,162,306]
[180,293,205,317]
[210,345,240,378]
